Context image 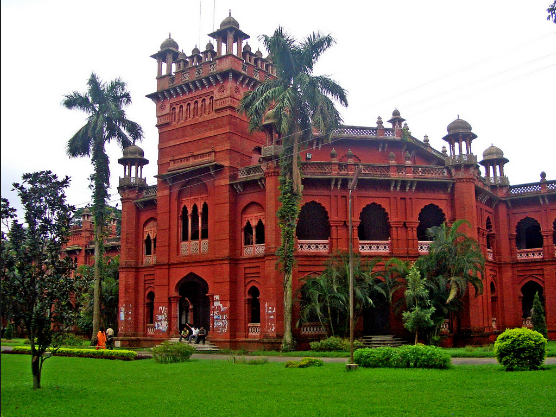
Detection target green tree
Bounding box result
[63,73,142,342]
[402,264,435,344]
[75,255,120,335]
[531,292,548,338]
[416,219,485,338]
[298,253,374,338]
[238,28,347,350]
[1,171,77,389]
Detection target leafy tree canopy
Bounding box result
[1,171,77,389]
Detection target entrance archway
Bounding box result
[520,281,543,318]
[363,299,390,335]
[177,274,210,331]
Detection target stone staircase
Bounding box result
[167,338,220,352]
[359,335,406,348]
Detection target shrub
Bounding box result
[310,337,364,352]
[59,333,87,346]
[285,357,324,368]
[4,323,14,340]
[494,328,547,371]
[227,355,268,365]
[11,346,137,360]
[152,341,195,364]
[531,293,548,338]
[354,345,450,369]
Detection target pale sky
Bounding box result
[2,0,555,219]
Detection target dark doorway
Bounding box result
[363,299,390,335]
[178,274,210,331]
[521,281,543,318]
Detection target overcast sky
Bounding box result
[2,0,555,220]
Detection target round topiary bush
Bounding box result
[494,328,547,371]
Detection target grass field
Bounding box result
[2,354,556,417]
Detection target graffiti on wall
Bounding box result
[211,295,229,334]
[265,302,276,333]
[119,303,133,333]
[155,305,168,332]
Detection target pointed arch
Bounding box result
[417,204,446,241]
[296,201,330,240]
[358,203,390,241]
[241,202,265,256]
[516,217,543,249]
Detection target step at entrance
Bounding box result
[359,335,406,348]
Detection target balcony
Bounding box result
[516,249,543,261]
[300,323,327,336]
[248,323,260,338]
[144,255,156,265]
[359,240,390,253]
[297,240,329,253]
[181,240,209,256]
[418,241,432,254]
[243,244,265,257]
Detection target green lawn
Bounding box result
[2,354,555,416]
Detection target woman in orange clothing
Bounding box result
[96,327,107,350]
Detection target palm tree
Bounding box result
[63,73,142,342]
[416,219,485,339]
[298,253,374,338]
[238,28,348,350]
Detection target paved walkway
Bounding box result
[3,346,555,365]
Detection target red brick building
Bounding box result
[63,208,120,268]
[116,15,556,348]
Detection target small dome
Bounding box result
[482,144,504,160]
[160,35,179,51]
[123,144,145,158]
[82,208,91,215]
[178,50,187,60]
[255,49,263,58]
[447,117,472,134]
[220,11,239,29]
[205,42,214,51]
[243,43,252,53]
[263,108,276,125]
[192,46,200,55]
[392,108,401,117]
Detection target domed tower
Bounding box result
[442,117,477,159]
[208,11,250,57]
[118,144,149,188]
[387,108,405,129]
[151,34,180,78]
[480,144,509,186]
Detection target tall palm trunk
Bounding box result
[92,221,102,339]
[282,269,294,349]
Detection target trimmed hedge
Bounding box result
[354,345,451,369]
[285,357,324,368]
[310,337,364,352]
[11,346,137,360]
[494,328,547,371]
[152,341,195,364]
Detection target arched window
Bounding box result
[186,103,191,119]
[201,203,208,239]
[241,203,265,256]
[296,201,330,240]
[358,203,390,241]
[516,217,543,249]
[178,105,183,121]
[486,217,494,250]
[255,220,265,244]
[248,286,260,324]
[193,101,199,117]
[552,218,556,245]
[146,292,155,325]
[171,107,177,123]
[209,96,214,113]
[201,98,206,115]
[244,221,254,246]
[145,234,152,255]
[191,204,199,240]
[417,204,446,241]
[143,219,157,264]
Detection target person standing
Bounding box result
[96,327,107,350]
[106,326,115,350]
